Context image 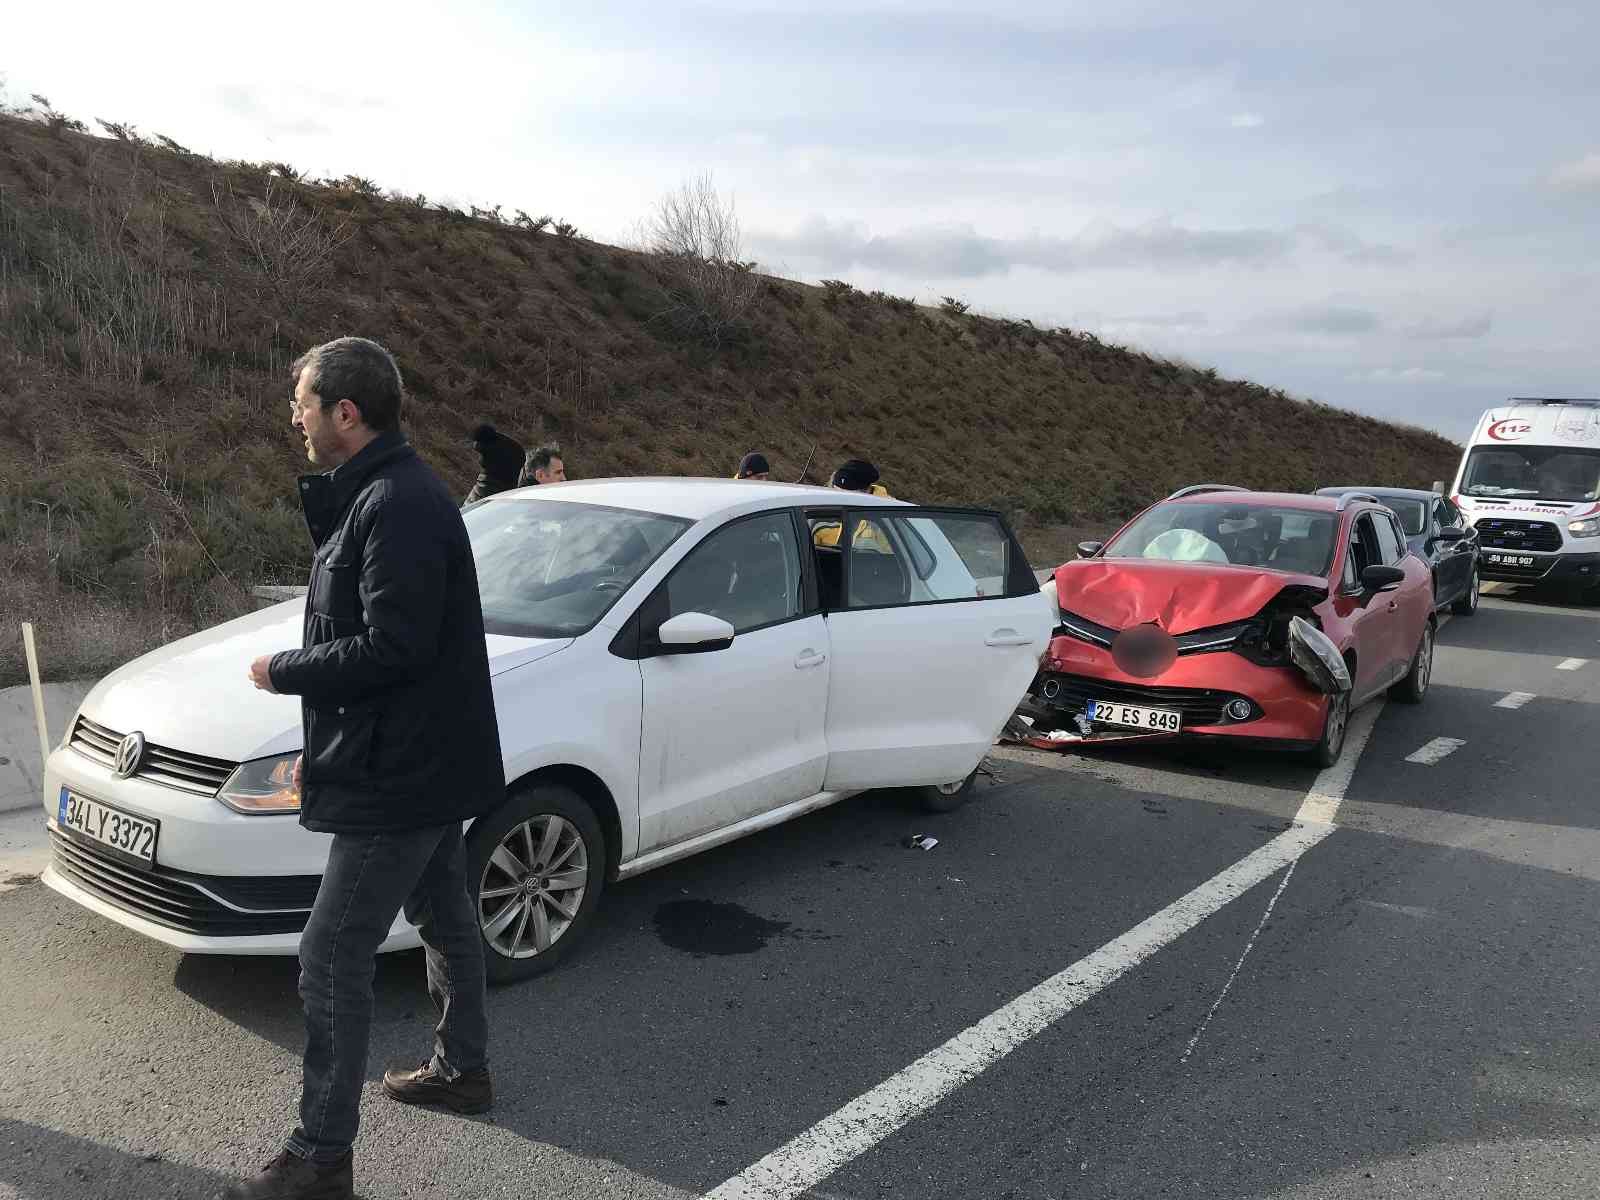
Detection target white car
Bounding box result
[40,479,1052,981]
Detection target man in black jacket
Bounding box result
[462,422,525,504]
[230,337,504,1200]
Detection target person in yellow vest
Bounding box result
[814,459,892,548]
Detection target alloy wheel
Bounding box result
[477,814,589,960]
[1417,625,1434,695]
[1325,692,1350,755]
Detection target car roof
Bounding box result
[1315,486,1438,502]
[475,476,905,521]
[1164,490,1341,512]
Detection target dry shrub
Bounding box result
[639,173,762,347]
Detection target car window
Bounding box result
[465,499,689,638]
[1461,446,1600,503]
[1372,512,1404,564]
[1340,538,1360,591]
[1383,498,1428,537]
[844,512,1008,608]
[1435,497,1460,529]
[1349,514,1380,580]
[663,511,803,634]
[1103,501,1337,575]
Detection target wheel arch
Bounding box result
[490,765,624,883]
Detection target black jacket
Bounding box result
[464,425,525,504]
[269,432,506,834]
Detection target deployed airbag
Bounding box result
[1289,616,1351,694]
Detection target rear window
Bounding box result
[1103,502,1337,575]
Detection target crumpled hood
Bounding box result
[77,599,571,764]
[1055,559,1328,635]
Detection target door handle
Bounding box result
[794,650,827,669]
[985,629,1034,647]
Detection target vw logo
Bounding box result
[113,732,146,779]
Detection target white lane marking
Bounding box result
[1179,857,1299,1065]
[1557,658,1588,671]
[1406,737,1467,765]
[1494,692,1536,710]
[704,825,1335,1200]
[1293,699,1385,826]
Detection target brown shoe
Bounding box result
[217,1148,352,1200]
[382,1061,493,1114]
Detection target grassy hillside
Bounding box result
[0,112,1461,684]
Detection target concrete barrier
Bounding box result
[1,679,95,815]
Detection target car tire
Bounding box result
[1389,621,1435,704]
[464,783,607,985]
[1309,690,1351,769]
[912,769,979,813]
[1451,567,1479,615]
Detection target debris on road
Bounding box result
[903,833,939,851]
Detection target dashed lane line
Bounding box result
[1557,658,1588,671]
[1406,737,1468,765]
[1494,692,1537,709]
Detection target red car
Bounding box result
[1026,486,1436,765]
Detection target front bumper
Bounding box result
[1477,550,1600,585]
[40,743,419,955]
[1026,634,1330,746]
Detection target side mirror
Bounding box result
[1077,541,1104,559]
[1434,527,1468,543]
[654,611,735,655]
[1360,564,1405,592]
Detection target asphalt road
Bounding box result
[2,582,1598,1200]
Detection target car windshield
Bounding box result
[1378,497,1428,537]
[1103,502,1338,575]
[463,499,690,638]
[1461,446,1600,503]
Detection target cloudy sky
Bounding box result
[7,0,1596,441]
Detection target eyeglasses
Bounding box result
[289,396,340,416]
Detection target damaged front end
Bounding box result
[1009,581,1349,750]
[1287,616,1351,695]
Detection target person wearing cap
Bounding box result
[462,423,525,505]
[814,458,893,548]
[734,452,771,480]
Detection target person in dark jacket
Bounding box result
[231,337,504,1200]
[463,422,525,504]
[517,443,566,487]
[734,451,770,480]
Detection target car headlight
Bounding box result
[1568,517,1600,538]
[217,753,301,814]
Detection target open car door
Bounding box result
[813,506,1052,791]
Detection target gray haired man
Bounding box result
[225,337,504,1200]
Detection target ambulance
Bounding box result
[1450,398,1600,592]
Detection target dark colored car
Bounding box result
[1028,486,1436,766]
[1314,487,1480,615]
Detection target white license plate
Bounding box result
[1087,700,1183,732]
[56,787,159,867]
[1485,553,1536,567]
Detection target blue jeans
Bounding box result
[286,823,488,1163]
